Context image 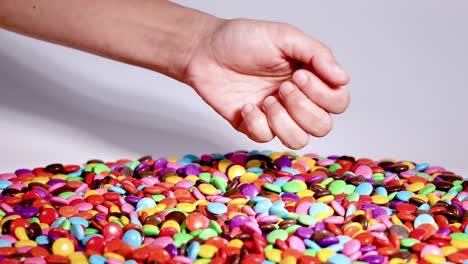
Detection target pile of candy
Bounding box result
[0,151,467,264]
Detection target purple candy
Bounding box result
[361,255,385,264]
[229,153,247,166]
[125,196,140,204]
[47,179,66,185]
[314,222,325,231]
[290,175,305,182]
[184,164,201,176]
[361,245,377,253]
[241,184,260,197]
[153,158,168,169]
[157,167,176,176]
[15,169,32,176]
[135,162,149,172]
[306,175,325,183]
[176,167,186,176]
[165,244,178,257]
[318,236,339,247]
[295,227,314,239]
[229,215,249,229]
[437,228,451,235]
[281,193,299,201]
[276,156,292,168]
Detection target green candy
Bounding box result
[298,215,315,226]
[287,213,299,220]
[111,219,124,228]
[173,233,193,247]
[303,249,317,256]
[267,229,288,244]
[328,180,346,195]
[151,194,166,202]
[453,180,463,186]
[345,192,360,202]
[190,229,203,237]
[372,173,385,183]
[199,172,211,182]
[388,192,397,201]
[93,163,110,174]
[59,220,71,231]
[343,185,356,195]
[58,191,76,199]
[449,185,463,193]
[198,228,217,240]
[285,225,300,234]
[328,163,342,172]
[209,220,222,234]
[450,233,468,240]
[211,177,227,193]
[263,183,281,193]
[401,238,420,247]
[85,228,99,235]
[142,225,159,236]
[264,245,274,251]
[66,177,83,182]
[282,181,303,193]
[129,160,140,171]
[321,178,333,186]
[0,209,5,217]
[419,184,436,195]
[29,217,40,224]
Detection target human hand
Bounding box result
[185,19,350,149]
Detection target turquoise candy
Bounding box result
[269,206,289,218]
[309,202,329,216]
[89,255,107,264]
[345,204,357,217]
[396,191,414,202]
[0,180,12,190]
[0,240,12,247]
[304,239,321,250]
[136,197,156,212]
[355,182,373,195]
[122,229,142,248]
[69,217,89,227]
[375,186,388,196]
[207,202,227,215]
[414,214,436,228]
[71,224,85,241]
[329,253,351,264]
[187,240,200,260]
[254,200,273,213]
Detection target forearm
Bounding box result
[0,0,220,82]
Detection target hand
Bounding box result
[185,19,350,149]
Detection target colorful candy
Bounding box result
[0,151,467,264]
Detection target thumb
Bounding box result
[276,24,350,87]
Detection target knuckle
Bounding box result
[314,115,333,137]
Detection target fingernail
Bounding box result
[243,104,254,113]
[264,96,277,107]
[294,70,307,86]
[280,82,295,96]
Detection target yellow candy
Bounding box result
[227,239,244,248]
[423,254,445,264]
[451,239,468,249]
[227,165,246,181]
[246,159,262,168]
[372,195,389,205]
[51,174,68,180]
[199,183,218,195]
[121,216,130,225]
[83,190,100,198]
[228,198,248,207]
[295,156,316,169]
[317,248,335,262]
[52,238,75,256]
[0,215,20,227]
[218,160,233,173]
[354,210,365,215]
[279,256,297,264]
[317,195,334,203]
[185,175,199,183]
[440,194,454,201]
[297,189,314,198]
[194,260,211,264]
[69,252,89,264]
[14,227,29,241]
[368,219,379,226]
[138,204,166,216]
[198,244,218,258]
[344,222,363,231]
[104,252,125,261]
[441,246,458,256]
[161,220,181,232]
[427,193,440,206]
[31,176,49,184]
[239,172,259,183]
[391,215,404,225]
[406,182,425,192]
[167,157,179,162]
[110,205,121,214]
[195,200,209,207]
[15,240,37,248]
[315,211,331,222]
[268,152,284,160]
[165,176,183,184]
[177,203,197,212]
[400,161,415,169]
[266,248,282,263]
[389,258,405,264]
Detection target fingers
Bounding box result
[263,96,309,149]
[240,104,274,143]
[277,24,350,87]
[292,69,350,114]
[278,81,333,137]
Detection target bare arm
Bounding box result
[0,0,219,82]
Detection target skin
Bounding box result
[0,0,350,149]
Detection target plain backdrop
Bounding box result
[0,1,467,174]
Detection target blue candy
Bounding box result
[355,182,373,195]
[122,229,142,248]
[207,202,227,215]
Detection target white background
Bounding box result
[1,1,467,174]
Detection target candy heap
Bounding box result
[0,151,467,264]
